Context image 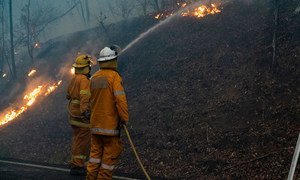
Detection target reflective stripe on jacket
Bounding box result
[90,69,128,136]
[67,74,91,127]
[69,117,90,128]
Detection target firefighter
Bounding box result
[67,54,92,175]
[86,46,129,180]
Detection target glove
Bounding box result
[66,94,71,100]
[83,111,91,120]
[119,120,128,126]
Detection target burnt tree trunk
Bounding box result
[152,0,160,13]
[272,0,279,70]
[0,0,4,75]
[26,0,34,64]
[1,1,13,78]
[9,0,16,79]
[84,0,90,25]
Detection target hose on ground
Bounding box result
[123,124,151,180]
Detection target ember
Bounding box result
[155,13,163,19]
[28,69,37,77]
[34,42,40,48]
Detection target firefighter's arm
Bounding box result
[66,94,71,100]
[113,74,129,123]
[79,77,91,114]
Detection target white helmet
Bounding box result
[97,47,118,62]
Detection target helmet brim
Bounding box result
[72,63,89,68]
[97,55,117,62]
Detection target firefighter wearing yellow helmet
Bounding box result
[67,54,92,175]
[86,46,129,179]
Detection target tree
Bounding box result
[84,0,90,25]
[18,0,81,64]
[96,11,111,43]
[272,0,279,71]
[150,0,188,13]
[0,0,4,76]
[0,0,83,79]
[72,0,90,26]
[151,0,160,13]
[9,0,16,79]
[20,0,55,64]
[78,0,87,25]
[108,0,135,21]
[160,0,186,12]
[136,0,151,16]
[21,0,35,64]
[0,0,13,79]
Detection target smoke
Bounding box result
[1,83,22,105]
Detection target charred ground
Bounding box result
[0,0,299,179]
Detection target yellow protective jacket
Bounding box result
[90,69,129,136]
[67,74,91,127]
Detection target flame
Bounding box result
[191,4,221,18]
[28,69,37,77]
[44,86,56,96]
[182,3,221,18]
[153,3,221,20]
[24,86,43,106]
[71,67,75,75]
[2,107,27,125]
[154,13,163,19]
[34,42,40,48]
[0,80,63,126]
[44,80,62,96]
[57,80,62,85]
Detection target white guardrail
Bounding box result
[287,133,300,180]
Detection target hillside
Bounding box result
[0,0,299,179]
[119,0,299,178]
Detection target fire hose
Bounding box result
[68,102,151,179]
[122,124,151,180]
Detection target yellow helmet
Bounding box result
[72,55,92,68]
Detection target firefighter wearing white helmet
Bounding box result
[97,46,118,61]
[86,46,129,179]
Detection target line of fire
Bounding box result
[0,0,298,179]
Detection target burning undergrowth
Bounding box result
[0,76,63,126]
[0,52,81,126]
[0,16,108,170]
[153,1,222,20]
[0,47,100,126]
[0,0,298,178]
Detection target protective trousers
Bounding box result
[86,134,123,180]
[71,125,91,167]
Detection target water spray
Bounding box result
[121,1,222,54]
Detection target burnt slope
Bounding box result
[120,0,299,178]
[0,0,299,179]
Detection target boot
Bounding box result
[70,166,86,176]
